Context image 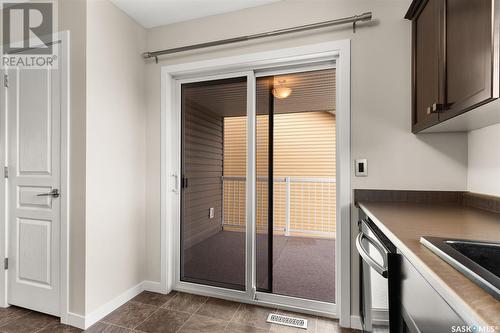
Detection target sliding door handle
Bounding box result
[172,174,179,193]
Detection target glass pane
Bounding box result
[180,77,247,291]
[255,69,337,302]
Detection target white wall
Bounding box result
[58,0,87,316]
[468,123,500,197]
[144,0,468,317]
[86,0,147,314]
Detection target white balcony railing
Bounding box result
[222,176,336,237]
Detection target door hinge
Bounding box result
[3,258,7,270]
[3,167,8,179]
[3,74,8,88]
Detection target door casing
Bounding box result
[0,31,70,323]
[161,40,352,326]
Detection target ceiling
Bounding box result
[183,68,336,118]
[111,0,280,28]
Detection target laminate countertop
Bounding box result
[357,202,500,327]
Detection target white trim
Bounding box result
[142,280,165,293]
[59,280,169,330]
[171,71,254,293]
[350,309,390,330]
[174,280,337,320]
[245,71,257,300]
[254,61,336,77]
[160,64,171,295]
[0,60,7,310]
[58,30,71,326]
[0,31,71,319]
[64,312,86,330]
[163,42,340,78]
[335,39,351,327]
[160,40,351,326]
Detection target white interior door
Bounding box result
[6,64,61,316]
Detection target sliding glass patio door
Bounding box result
[255,69,337,303]
[180,76,248,291]
[177,66,337,307]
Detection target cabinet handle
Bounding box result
[427,102,454,115]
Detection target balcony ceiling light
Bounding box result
[272,80,292,99]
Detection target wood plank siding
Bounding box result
[223,111,336,237]
[182,100,224,248]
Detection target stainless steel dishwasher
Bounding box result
[357,210,402,332]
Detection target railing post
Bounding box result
[285,177,291,236]
[221,176,224,230]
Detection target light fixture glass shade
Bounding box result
[272,86,292,99]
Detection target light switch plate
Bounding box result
[209,207,215,219]
[355,159,368,177]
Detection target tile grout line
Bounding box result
[223,302,240,331]
[131,307,162,331]
[173,295,209,333]
[102,321,141,332]
[128,291,177,332]
[173,312,195,333]
[130,294,180,331]
[99,300,158,331]
[227,302,241,323]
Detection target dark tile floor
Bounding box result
[0,291,389,333]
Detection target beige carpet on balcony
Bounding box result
[182,230,335,303]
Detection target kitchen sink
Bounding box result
[420,237,500,300]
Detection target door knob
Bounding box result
[37,189,60,198]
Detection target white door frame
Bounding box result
[0,31,70,323]
[160,40,351,326]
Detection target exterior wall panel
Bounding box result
[224,111,336,237]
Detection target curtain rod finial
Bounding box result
[142,52,152,59]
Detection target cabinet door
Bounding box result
[441,0,497,121]
[400,255,466,332]
[413,0,443,132]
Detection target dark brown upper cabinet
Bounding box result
[406,0,500,133]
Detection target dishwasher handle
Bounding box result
[356,232,388,278]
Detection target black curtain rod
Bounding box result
[142,12,372,63]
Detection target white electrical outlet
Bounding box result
[355,159,368,177]
[209,207,215,219]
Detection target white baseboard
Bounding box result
[142,280,166,293]
[61,280,166,329]
[351,315,363,330]
[351,308,389,330]
[82,281,145,329]
[63,312,86,329]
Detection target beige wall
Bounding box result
[85,0,147,314]
[468,123,500,197]
[144,0,468,316]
